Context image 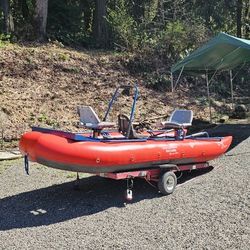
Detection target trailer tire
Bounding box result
[158,171,177,195]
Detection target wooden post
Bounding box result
[171,73,174,93]
[206,73,212,123]
[229,70,234,109]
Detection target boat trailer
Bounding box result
[96,162,210,201]
[24,156,210,201]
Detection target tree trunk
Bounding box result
[154,0,164,24]
[0,0,14,34]
[18,0,30,20]
[93,0,108,48]
[243,0,249,38]
[236,0,243,37]
[131,0,144,22]
[81,0,92,32]
[34,0,48,41]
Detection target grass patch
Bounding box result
[58,53,70,61]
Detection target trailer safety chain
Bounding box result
[127,178,133,190]
[174,165,183,180]
[144,178,157,189]
[24,155,29,175]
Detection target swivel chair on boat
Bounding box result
[77,106,115,137]
[160,109,209,139]
[161,109,193,128]
[161,109,193,140]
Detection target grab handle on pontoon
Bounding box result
[185,131,209,139]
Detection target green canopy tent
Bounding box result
[171,32,250,121]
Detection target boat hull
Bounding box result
[19,131,232,173]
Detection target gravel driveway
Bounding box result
[0,124,249,249]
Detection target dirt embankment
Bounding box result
[0,43,237,147]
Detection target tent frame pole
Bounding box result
[229,61,246,109]
[205,69,218,123]
[229,70,234,109]
[206,72,212,123]
[173,66,184,91]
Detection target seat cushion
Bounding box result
[161,121,184,129]
[85,121,116,130]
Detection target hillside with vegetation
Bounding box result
[0,0,249,148]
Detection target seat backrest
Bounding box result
[78,106,100,125]
[118,114,136,139]
[169,110,193,126]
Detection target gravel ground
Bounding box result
[0,124,249,250]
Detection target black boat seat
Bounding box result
[77,106,115,130]
[118,114,148,139]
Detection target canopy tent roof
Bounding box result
[171,32,250,74]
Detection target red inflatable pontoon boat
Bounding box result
[20,130,232,173]
[19,85,232,197]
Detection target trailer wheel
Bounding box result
[158,171,177,195]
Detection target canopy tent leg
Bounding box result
[171,66,184,92]
[206,73,212,123]
[229,70,234,108]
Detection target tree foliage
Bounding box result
[0,0,249,93]
[0,0,249,46]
